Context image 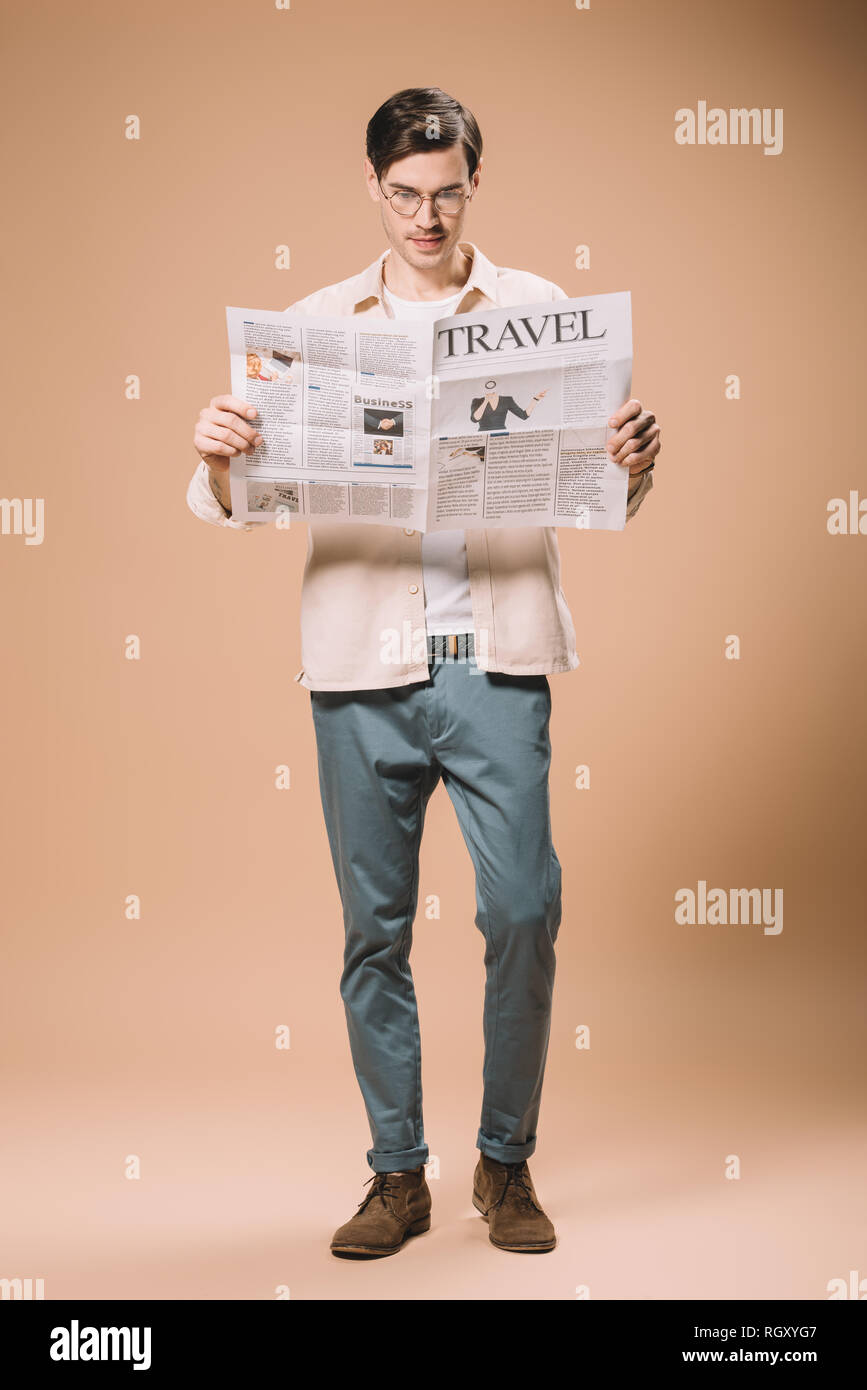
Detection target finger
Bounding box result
[635,434,661,466]
[211,394,259,421]
[198,421,259,454]
[611,436,643,466]
[202,408,264,447]
[624,437,662,474]
[607,397,642,431]
[194,438,236,463]
[607,408,655,450]
[607,412,656,456]
[204,405,263,441]
[612,426,660,466]
[199,424,258,453]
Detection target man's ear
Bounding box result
[363,156,380,204]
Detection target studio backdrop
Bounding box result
[2,0,865,1301]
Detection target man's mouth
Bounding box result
[409,234,445,248]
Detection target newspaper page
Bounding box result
[226,306,433,530]
[227,292,632,531]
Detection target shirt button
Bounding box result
[408,583,419,595]
[404,528,415,536]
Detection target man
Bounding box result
[187,87,661,1258]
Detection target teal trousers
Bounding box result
[310,651,562,1172]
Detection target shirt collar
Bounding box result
[351,241,499,313]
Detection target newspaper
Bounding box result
[227,291,633,531]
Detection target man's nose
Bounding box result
[413,196,441,227]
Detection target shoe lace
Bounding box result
[356,1172,404,1214]
[492,1161,542,1213]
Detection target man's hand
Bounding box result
[606,398,661,480]
[193,393,265,515]
[194,394,264,472]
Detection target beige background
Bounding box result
[2,0,865,1300]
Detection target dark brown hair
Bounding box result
[366,88,483,183]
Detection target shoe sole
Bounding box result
[330,1213,431,1258]
[472,1192,557,1252]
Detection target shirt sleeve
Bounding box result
[625,467,654,522]
[185,457,267,532]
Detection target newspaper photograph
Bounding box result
[227,291,633,531]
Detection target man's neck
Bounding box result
[381,243,472,301]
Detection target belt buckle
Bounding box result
[428,633,472,665]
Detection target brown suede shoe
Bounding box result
[331,1167,431,1258]
[472,1153,556,1252]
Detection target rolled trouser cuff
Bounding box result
[476,1132,537,1164]
[367,1144,430,1173]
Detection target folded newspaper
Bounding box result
[227,291,633,531]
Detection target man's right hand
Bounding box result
[194,394,264,472]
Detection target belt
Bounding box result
[427,632,475,664]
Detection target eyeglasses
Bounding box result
[379,182,472,217]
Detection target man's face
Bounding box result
[364,146,480,271]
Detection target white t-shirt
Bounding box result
[382,283,475,636]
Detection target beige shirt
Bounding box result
[186,241,654,691]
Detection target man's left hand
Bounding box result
[607,398,661,480]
